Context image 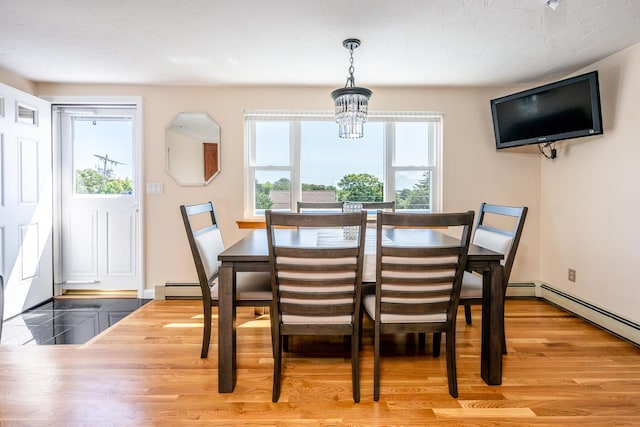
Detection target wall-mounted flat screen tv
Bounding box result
[490,71,603,150]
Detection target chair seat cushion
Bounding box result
[211,272,272,301]
[460,271,483,299]
[363,294,446,323]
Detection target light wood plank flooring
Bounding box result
[1,299,639,426]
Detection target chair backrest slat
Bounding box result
[351,201,396,212]
[296,201,344,213]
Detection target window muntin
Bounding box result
[245,111,441,217]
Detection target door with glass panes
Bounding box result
[57,106,139,292]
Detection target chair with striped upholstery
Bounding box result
[364,211,474,399]
[265,210,367,403]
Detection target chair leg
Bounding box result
[272,332,283,402]
[445,329,458,398]
[201,300,212,358]
[432,332,442,357]
[502,314,508,355]
[283,336,289,352]
[373,323,381,401]
[351,332,360,403]
[418,333,426,350]
[464,304,472,325]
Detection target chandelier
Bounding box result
[331,39,372,139]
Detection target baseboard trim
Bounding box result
[158,280,640,346]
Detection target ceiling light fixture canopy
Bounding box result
[545,0,560,10]
[331,38,372,139]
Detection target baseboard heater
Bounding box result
[159,282,202,300]
[539,283,640,346]
[162,281,539,300]
[160,281,639,346]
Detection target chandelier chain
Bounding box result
[346,47,356,88]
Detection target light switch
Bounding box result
[146,182,164,194]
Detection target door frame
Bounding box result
[47,96,146,299]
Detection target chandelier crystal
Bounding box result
[331,39,372,139]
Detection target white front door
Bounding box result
[0,84,53,319]
[56,105,140,292]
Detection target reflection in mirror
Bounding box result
[166,112,221,186]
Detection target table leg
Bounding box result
[481,263,504,385]
[218,262,236,393]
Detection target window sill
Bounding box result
[237,219,266,229]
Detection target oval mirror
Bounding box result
[166,112,221,186]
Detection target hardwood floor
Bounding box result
[1,299,639,426]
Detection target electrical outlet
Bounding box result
[568,268,576,282]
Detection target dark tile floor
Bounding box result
[0,298,151,345]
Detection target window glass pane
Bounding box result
[394,122,429,167]
[255,170,291,214]
[301,122,384,202]
[395,170,431,211]
[255,122,289,166]
[73,117,133,195]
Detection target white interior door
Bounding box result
[0,84,53,319]
[57,105,140,292]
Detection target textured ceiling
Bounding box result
[1,0,640,87]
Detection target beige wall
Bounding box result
[540,43,640,323]
[27,82,542,295]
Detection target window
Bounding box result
[245,111,442,217]
[71,116,134,195]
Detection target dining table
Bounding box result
[217,226,505,393]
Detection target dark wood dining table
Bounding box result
[217,227,505,393]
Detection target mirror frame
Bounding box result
[166,112,221,186]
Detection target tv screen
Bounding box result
[490,71,603,150]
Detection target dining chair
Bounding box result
[363,210,474,399]
[180,202,272,358]
[265,210,367,403]
[458,203,527,353]
[296,201,345,213]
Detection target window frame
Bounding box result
[244,110,442,218]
